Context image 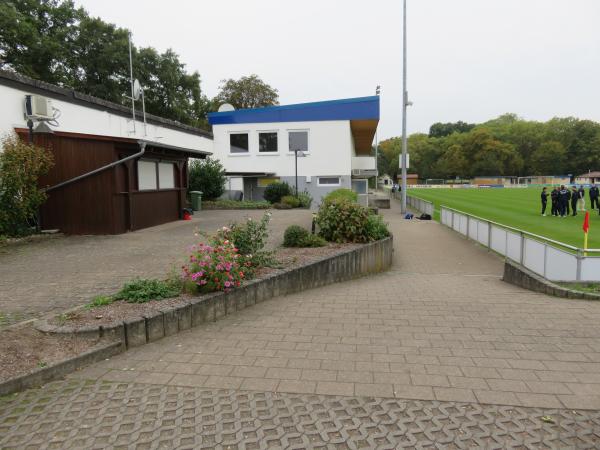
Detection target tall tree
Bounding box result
[213,74,279,110]
[465,129,523,176]
[0,0,81,84]
[70,15,130,102]
[0,0,212,129]
[530,141,567,175]
[428,121,475,138]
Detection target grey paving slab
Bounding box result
[1,379,599,449]
[3,197,600,446]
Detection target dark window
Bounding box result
[289,131,308,152]
[259,132,278,152]
[230,133,249,153]
[318,177,341,186]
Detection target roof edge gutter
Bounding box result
[45,141,147,193]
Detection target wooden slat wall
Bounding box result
[20,131,189,235]
[130,190,180,231]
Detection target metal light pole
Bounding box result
[400,0,409,213]
[375,85,380,191]
[294,149,306,197]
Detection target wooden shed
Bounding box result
[19,129,210,235]
[1,69,213,235]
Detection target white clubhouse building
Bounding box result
[208,96,379,205]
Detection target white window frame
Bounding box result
[257,130,279,155]
[228,131,250,156]
[287,129,310,154]
[317,176,341,187]
[138,159,177,191]
[158,162,175,189]
[138,160,158,191]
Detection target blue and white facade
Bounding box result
[208,96,379,205]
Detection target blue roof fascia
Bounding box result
[208,96,379,125]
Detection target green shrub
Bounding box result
[113,278,181,303]
[264,182,291,204]
[281,195,300,208]
[316,200,371,243]
[86,295,114,309]
[182,239,248,293]
[365,214,390,240]
[323,188,358,204]
[300,234,327,247]
[202,200,270,210]
[297,190,313,208]
[283,225,309,247]
[214,212,275,269]
[0,134,54,236]
[188,158,226,200]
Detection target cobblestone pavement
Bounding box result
[0,209,312,328]
[1,379,599,449]
[3,200,600,447]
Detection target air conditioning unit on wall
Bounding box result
[24,95,54,120]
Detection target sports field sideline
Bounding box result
[407,187,600,249]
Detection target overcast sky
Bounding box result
[76,0,599,139]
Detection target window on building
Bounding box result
[138,160,157,190]
[138,160,177,190]
[351,179,368,194]
[289,130,308,153]
[230,133,249,153]
[158,162,175,189]
[258,132,278,152]
[318,176,341,186]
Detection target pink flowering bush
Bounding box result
[181,236,252,293]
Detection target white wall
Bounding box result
[211,120,353,177]
[0,83,213,153]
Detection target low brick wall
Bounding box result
[38,237,394,350]
[503,259,600,300]
[0,341,122,396]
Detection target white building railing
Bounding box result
[440,206,600,282]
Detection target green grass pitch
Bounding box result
[408,187,600,249]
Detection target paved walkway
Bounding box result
[0,209,312,327]
[2,202,600,447]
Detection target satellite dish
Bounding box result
[218,103,235,112]
[133,79,141,101]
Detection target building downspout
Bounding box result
[44,141,146,193]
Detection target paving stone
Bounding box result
[4,200,600,445]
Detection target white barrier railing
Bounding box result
[392,192,435,216]
[408,196,434,216]
[440,206,600,282]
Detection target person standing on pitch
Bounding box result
[540,187,548,216]
[578,185,586,211]
[558,185,569,217]
[590,183,599,211]
[551,186,559,216]
[571,186,579,216]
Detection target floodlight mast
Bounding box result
[128,32,136,134]
[400,0,408,213]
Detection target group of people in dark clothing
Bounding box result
[541,184,600,217]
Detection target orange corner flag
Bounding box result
[583,211,590,234]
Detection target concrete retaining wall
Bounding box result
[503,259,600,301]
[0,341,122,396]
[38,237,394,350]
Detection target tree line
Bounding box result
[0,1,279,130]
[377,114,600,181]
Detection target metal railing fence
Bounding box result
[392,192,435,216]
[440,206,600,282]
